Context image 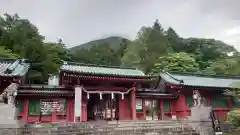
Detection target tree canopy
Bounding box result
[1,13,240,84]
[0,13,69,83]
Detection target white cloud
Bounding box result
[0,0,240,50]
[227,27,240,36]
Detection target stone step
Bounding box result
[0,103,19,128]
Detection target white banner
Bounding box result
[136,99,142,110]
[74,87,82,121]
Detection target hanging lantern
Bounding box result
[87,93,90,99]
[100,93,102,100]
[111,93,114,99]
[121,93,124,99]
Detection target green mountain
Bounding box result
[69,36,130,53]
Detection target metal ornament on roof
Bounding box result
[87,93,90,99]
[63,61,68,65]
[121,93,124,99]
[111,92,114,99]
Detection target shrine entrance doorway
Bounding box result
[87,93,118,121]
[145,99,159,120]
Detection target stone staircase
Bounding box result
[47,120,202,135]
[0,120,207,135]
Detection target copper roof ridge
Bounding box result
[168,71,240,79]
[61,61,140,70]
[0,58,28,62]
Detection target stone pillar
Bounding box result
[74,87,82,122]
[131,87,136,120]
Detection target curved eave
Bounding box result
[136,92,177,99]
[61,70,152,79]
[160,72,240,90]
[62,73,155,82]
[165,82,234,90]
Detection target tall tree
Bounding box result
[166,27,183,52]
[122,20,171,73]
[151,52,199,74]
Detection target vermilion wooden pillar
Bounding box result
[67,98,74,122]
[143,99,146,120]
[81,100,87,122]
[177,95,188,118]
[131,87,136,120]
[23,99,29,121]
[67,98,71,122]
[52,110,57,122]
[207,97,211,106]
[160,100,164,120]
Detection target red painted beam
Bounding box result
[83,86,129,91]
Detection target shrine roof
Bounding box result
[60,61,146,77]
[160,72,240,88]
[0,58,30,77]
[18,84,73,90]
[17,85,74,96]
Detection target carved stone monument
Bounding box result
[188,90,213,135]
[0,83,20,128]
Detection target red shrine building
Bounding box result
[12,61,240,123]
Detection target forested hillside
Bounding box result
[69,36,129,52]
[1,13,240,84]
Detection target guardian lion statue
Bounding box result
[0,82,19,106]
[193,90,202,107]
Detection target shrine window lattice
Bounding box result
[28,99,67,116]
[186,96,193,108]
[232,97,240,108]
[211,95,228,108]
[163,100,170,112]
[16,100,24,113]
[136,99,143,112]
